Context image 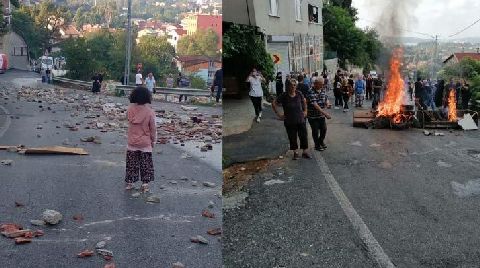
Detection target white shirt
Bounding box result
[248,76,263,97]
[135,73,143,85]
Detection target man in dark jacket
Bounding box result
[296,75,310,96]
[414,78,426,109]
[212,68,223,103]
[275,72,284,96]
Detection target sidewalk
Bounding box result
[223,100,289,167]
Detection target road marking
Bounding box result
[313,152,396,268]
[0,105,12,139]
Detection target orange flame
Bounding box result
[378,48,405,117]
[448,89,457,122]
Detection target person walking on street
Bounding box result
[272,79,311,160]
[348,74,355,105]
[275,72,284,96]
[334,70,343,109]
[306,78,332,151]
[46,68,52,84]
[246,68,265,123]
[342,76,350,112]
[297,75,310,96]
[178,73,189,103]
[354,75,366,107]
[145,72,156,94]
[212,68,223,103]
[41,68,47,83]
[135,70,143,86]
[125,86,156,193]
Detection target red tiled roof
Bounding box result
[454,53,480,61]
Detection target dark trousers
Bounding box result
[179,95,187,102]
[125,150,154,183]
[285,122,308,150]
[334,93,343,107]
[372,92,380,109]
[343,95,350,109]
[308,117,327,149]
[250,96,263,116]
[216,87,222,103]
[366,89,372,100]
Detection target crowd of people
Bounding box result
[412,78,471,116]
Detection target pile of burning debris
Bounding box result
[353,48,474,130]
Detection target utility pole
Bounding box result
[124,0,132,85]
[430,35,438,80]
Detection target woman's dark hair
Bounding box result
[129,86,152,105]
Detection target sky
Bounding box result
[352,0,480,40]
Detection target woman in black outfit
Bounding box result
[272,78,311,160]
[275,72,284,96]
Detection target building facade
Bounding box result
[224,0,324,79]
[181,12,222,49]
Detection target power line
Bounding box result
[448,17,480,38]
[357,18,435,39]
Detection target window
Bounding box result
[269,0,279,17]
[308,4,319,23]
[13,47,27,56]
[295,0,302,21]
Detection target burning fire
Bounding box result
[448,89,457,122]
[378,48,405,117]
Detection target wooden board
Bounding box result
[353,111,376,119]
[0,146,16,150]
[19,146,88,155]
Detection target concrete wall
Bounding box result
[1,31,29,70]
[223,0,256,25]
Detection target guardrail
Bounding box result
[52,77,91,90]
[115,85,212,98]
[52,77,213,101]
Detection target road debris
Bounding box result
[104,262,116,268]
[14,201,24,207]
[14,237,32,244]
[95,241,107,249]
[451,179,480,198]
[172,262,185,268]
[201,210,215,218]
[73,214,84,222]
[202,182,216,188]
[18,146,88,155]
[190,235,208,244]
[0,160,13,165]
[77,249,95,258]
[264,179,286,186]
[423,130,431,136]
[207,228,222,236]
[96,249,114,257]
[458,114,478,130]
[145,196,160,203]
[42,209,63,225]
[30,220,46,226]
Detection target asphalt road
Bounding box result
[224,96,480,267]
[0,70,222,268]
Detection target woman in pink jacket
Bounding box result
[125,87,157,192]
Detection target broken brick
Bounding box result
[201,210,215,219]
[77,249,95,258]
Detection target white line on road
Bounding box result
[0,105,12,139]
[313,152,396,268]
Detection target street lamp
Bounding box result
[124,0,132,86]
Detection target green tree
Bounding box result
[0,2,6,36]
[177,29,219,57]
[223,22,275,96]
[11,6,43,58]
[134,35,176,81]
[62,37,97,80]
[189,74,206,89]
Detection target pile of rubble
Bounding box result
[14,86,222,150]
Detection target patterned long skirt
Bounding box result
[125,150,154,183]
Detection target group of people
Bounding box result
[246,68,332,160]
[333,71,384,112]
[412,78,471,113]
[40,68,53,84]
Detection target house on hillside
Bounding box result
[443,52,480,65]
[167,28,187,51]
[176,55,221,84]
[59,25,81,39]
[224,0,324,94]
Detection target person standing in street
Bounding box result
[145,72,156,94]
[342,76,350,112]
[366,75,373,100]
[306,78,332,151]
[354,75,366,108]
[166,74,174,88]
[275,72,284,96]
[461,80,471,110]
[91,73,101,94]
[246,68,265,123]
[348,74,355,105]
[135,70,143,86]
[125,86,157,193]
[372,76,383,110]
[41,68,46,83]
[272,78,311,160]
[212,68,223,103]
[415,77,426,110]
[334,70,343,109]
[46,68,52,84]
